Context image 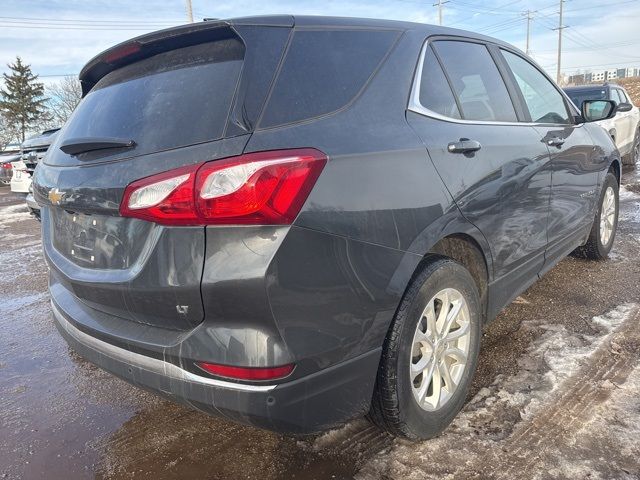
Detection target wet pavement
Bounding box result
[1,166,640,480]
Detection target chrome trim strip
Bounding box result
[52,301,277,393]
[408,37,580,127]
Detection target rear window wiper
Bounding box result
[60,137,136,156]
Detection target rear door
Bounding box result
[407,38,552,305]
[497,48,599,265]
[34,22,291,330]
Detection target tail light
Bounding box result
[1,163,12,169]
[196,361,295,381]
[120,149,326,226]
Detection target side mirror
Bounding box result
[581,99,617,122]
[616,102,633,113]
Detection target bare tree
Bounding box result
[47,76,82,126]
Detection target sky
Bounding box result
[1,0,640,86]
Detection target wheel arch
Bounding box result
[396,214,493,324]
[427,234,490,323]
[609,158,621,185]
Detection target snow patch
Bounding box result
[0,292,48,315]
[0,204,31,226]
[0,232,37,242]
[619,185,640,223]
[0,244,44,284]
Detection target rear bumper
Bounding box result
[10,174,31,193]
[52,299,381,434]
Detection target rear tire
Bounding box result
[623,128,639,166]
[369,257,481,440]
[574,172,619,260]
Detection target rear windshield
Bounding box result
[565,88,608,109]
[60,39,244,159]
[259,29,399,128]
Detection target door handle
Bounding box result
[547,137,565,148]
[447,138,482,154]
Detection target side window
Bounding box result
[616,89,628,104]
[260,29,399,128]
[501,50,570,124]
[418,46,461,119]
[432,41,517,122]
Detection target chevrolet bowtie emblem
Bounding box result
[48,188,65,205]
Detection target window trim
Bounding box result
[409,35,580,127]
[615,88,628,104]
[423,43,464,119]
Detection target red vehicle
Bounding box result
[0,143,20,185]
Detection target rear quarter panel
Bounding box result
[244,29,491,369]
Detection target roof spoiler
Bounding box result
[78,16,294,96]
[79,20,231,96]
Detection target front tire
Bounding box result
[370,257,481,440]
[574,172,619,260]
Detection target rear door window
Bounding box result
[58,40,245,161]
[418,46,461,119]
[501,50,570,124]
[432,40,517,122]
[259,29,399,128]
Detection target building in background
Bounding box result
[617,67,639,79]
[567,67,639,85]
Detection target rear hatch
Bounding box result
[34,18,293,331]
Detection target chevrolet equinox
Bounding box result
[34,16,621,439]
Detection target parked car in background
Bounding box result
[35,17,621,440]
[10,128,60,193]
[564,83,640,166]
[0,142,21,185]
[0,161,13,185]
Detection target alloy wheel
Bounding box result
[410,288,471,411]
[599,186,616,246]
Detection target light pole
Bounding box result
[185,0,194,23]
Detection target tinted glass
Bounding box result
[502,50,569,124]
[565,88,607,110]
[419,46,461,119]
[260,29,398,128]
[61,40,244,159]
[433,41,517,122]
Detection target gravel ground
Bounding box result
[1,166,640,480]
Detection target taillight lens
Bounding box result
[120,149,326,226]
[196,361,295,381]
[1,163,11,170]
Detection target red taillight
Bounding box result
[120,149,327,226]
[1,163,11,169]
[196,362,295,381]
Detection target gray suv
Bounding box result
[34,16,621,439]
